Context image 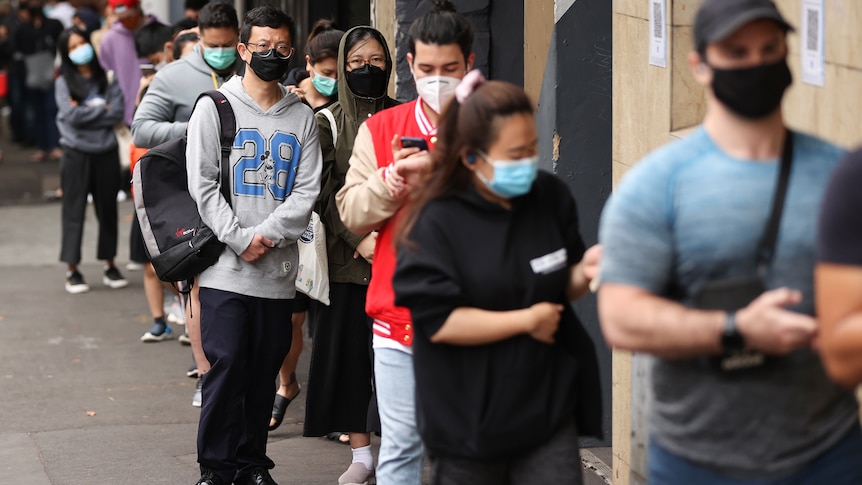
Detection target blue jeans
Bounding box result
[374,347,424,484]
[648,425,862,485]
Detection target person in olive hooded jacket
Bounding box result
[302,25,398,485]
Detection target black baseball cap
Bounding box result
[694,0,793,54]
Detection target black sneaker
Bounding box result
[65,271,90,294]
[195,468,224,485]
[103,266,128,289]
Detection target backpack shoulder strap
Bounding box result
[195,90,235,207]
[319,107,337,147]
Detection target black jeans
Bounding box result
[59,146,121,265]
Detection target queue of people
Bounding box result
[36,0,862,483]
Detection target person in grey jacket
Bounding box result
[186,7,321,485]
[56,27,128,294]
[131,3,243,149]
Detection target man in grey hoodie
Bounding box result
[186,6,321,485]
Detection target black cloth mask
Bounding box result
[710,59,792,119]
[248,51,291,82]
[346,64,388,98]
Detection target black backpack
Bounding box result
[132,90,235,284]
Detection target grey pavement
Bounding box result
[0,139,609,485]
[0,199,371,484]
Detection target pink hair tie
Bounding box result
[455,69,486,103]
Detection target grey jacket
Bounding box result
[187,77,322,299]
[131,44,244,148]
[55,75,124,153]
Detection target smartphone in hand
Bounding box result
[400,136,428,151]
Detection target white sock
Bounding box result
[351,444,374,471]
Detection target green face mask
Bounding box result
[203,46,236,70]
[311,69,337,97]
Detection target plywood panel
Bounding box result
[613,13,672,166]
[672,0,700,26]
[616,0,648,20]
[671,25,706,130]
[612,349,632,485]
[785,59,862,148]
[525,0,554,103]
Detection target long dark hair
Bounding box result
[306,19,344,64]
[57,27,108,103]
[397,80,533,244]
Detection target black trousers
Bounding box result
[59,146,120,265]
[197,288,294,484]
[430,419,583,485]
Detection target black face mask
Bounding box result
[346,63,388,98]
[709,59,792,119]
[248,51,291,82]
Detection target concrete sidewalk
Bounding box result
[0,200,376,484]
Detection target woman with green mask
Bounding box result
[284,19,344,111]
[267,19,346,435]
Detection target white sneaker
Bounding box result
[165,297,186,325]
[192,379,203,407]
[125,261,145,271]
[102,266,128,289]
[338,463,375,485]
[65,271,90,294]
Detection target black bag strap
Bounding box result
[756,130,794,276]
[196,90,236,208]
[178,91,236,299]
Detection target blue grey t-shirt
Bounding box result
[600,127,858,479]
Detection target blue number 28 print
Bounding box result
[233,129,301,201]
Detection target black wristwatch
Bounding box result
[721,311,745,352]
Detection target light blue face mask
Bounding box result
[69,43,95,66]
[475,151,540,198]
[311,69,337,97]
[203,46,236,70]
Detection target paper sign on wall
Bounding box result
[649,0,667,68]
[800,0,825,86]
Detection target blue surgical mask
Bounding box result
[203,46,237,70]
[311,69,337,97]
[475,151,539,198]
[69,43,95,66]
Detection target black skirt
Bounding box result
[303,282,379,436]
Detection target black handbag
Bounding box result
[691,131,794,370]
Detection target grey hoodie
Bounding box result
[187,76,322,299]
[131,44,244,149]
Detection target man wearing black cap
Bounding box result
[598,0,862,483]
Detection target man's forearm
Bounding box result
[598,283,725,359]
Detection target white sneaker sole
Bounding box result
[140,332,172,342]
[103,276,129,289]
[65,283,90,294]
[167,312,186,325]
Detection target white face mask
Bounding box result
[415,75,460,114]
